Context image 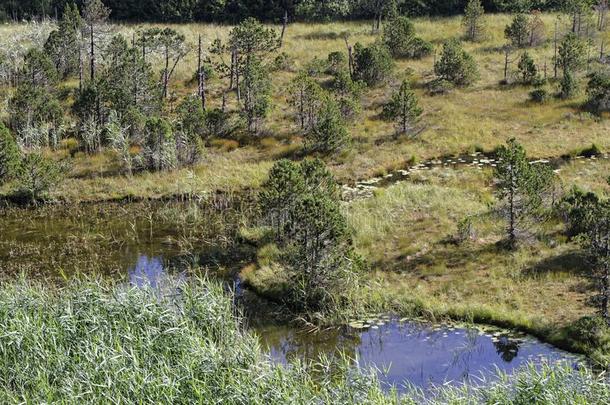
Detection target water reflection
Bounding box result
[128,255,185,296]
[257,319,581,392]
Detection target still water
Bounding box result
[0,201,583,393]
[258,319,581,392]
[127,254,581,392]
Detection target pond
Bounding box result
[257,319,582,393]
[0,200,584,393]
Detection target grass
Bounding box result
[0,276,608,404]
[344,164,608,361]
[2,14,610,201]
[0,276,394,403]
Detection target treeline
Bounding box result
[1,0,562,23]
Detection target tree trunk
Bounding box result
[279,9,288,48]
[554,21,558,79]
[163,46,169,99]
[89,24,95,81]
[198,34,206,110]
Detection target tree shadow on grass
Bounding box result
[376,241,502,275]
[522,250,590,278]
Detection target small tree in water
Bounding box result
[494,138,554,249]
[259,158,360,313]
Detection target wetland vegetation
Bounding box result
[1,0,610,402]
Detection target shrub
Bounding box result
[382,79,422,137]
[529,88,549,103]
[382,16,433,59]
[352,42,394,86]
[14,153,63,201]
[560,69,578,99]
[426,78,455,95]
[326,51,347,75]
[586,72,610,114]
[505,13,529,47]
[517,52,538,84]
[434,39,479,86]
[305,97,350,154]
[142,117,177,171]
[0,123,20,186]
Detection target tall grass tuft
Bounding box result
[0,277,394,404]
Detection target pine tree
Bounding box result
[564,188,610,323]
[463,0,485,41]
[382,79,422,137]
[494,138,554,249]
[434,40,479,86]
[517,52,538,84]
[0,123,20,185]
[505,13,529,47]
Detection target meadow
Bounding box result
[1,6,610,401]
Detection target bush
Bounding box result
[529,88,549,103]
[517,52,538,84]
[560,70,578,99]
[382,16,431,59]
[142,117,177,171]
[326,51,347,75]
[0,123,20,186]
[505,13,529,47]
[434,39,479,86]
[306,97,350,154]
[14,153,63,201]
[426,78,455,95]
[586,72,610,114]
[352,42,394,87]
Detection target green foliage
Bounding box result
[352,42,394,86]
[494,138,554,249]
[382,79,422,137]
[43,3,82,79]
[560,69,578,99]
[143,117,177,171]
[288,71,326,130]
[19,48,58,87]
[0,123,21,186]
[564,188,610,321]
[176,94,206,139]
[241,57,272,134]
[434,39,479,86]
[382,16,432,59]
[8,85,63,148]
[517,52,538,84]
[463,0,485,41]
[0,278,391,402]
[331,69,364,120]
[529,87,549,103]
[305,97,350,154]
[326,51,347,75]
[175,96,206,166]
[505,13,530,47]
[14,153,63,201]
[259,159,358,313]
[557,33,587,73]
[586,72,610,113]
[100,34,160,118]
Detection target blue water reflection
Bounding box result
[259,319,582,392]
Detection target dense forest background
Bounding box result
[0,0,561,23]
